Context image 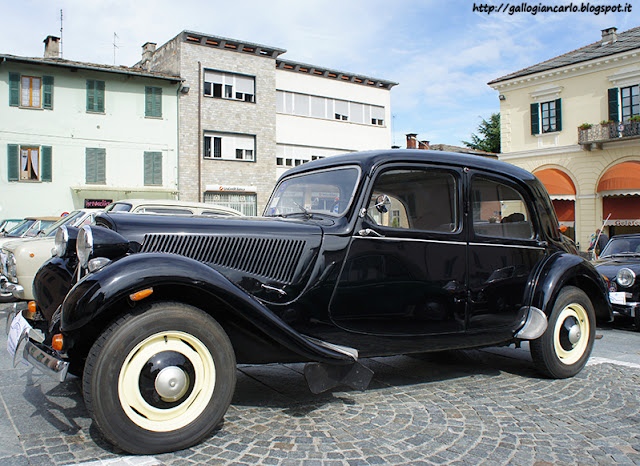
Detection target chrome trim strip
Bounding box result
[304,335,358,361]
[352,236,464,246]
[469,242,545,250]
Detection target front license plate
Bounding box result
[610,291,627,305]
[7,312,32,359]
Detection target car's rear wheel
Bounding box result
[83,302,236,454]
[530,286,595,378]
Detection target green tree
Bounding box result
[463,113,500,154]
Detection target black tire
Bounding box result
[83,302,236,454]
[530,286,595,378]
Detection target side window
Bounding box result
[366,168,458,233]
[471,177,533,239]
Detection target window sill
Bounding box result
[203,95,256,104]
[86,110,106,115]
[535,131,561,137]
[15,106,45,111]
[145,115,163,120]
[203,157,256,163]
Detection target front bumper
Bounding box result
[612,302,640,318]
[6,308,69,382]
[0,274,23,298]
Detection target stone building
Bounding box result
[489,26,640,250]
[139,31,397,215]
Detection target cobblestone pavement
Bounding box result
[2,302,640,465]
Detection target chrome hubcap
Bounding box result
[568,324,581,345]
[155,366,189,402]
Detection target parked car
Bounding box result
[7,150,611,455]
[0,216,60,242]
[592,234,640,329]
[104,199,242,217]
[0,210,97,302]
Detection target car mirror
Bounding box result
[375,194,391,214]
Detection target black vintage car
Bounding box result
[7,150,611,454]
[592,234,640,328]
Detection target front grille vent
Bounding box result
[141,234,306,284]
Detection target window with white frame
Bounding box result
[276,90,385,126]
[204,132,255,161]
[204,70,255,103]
[621,85,640,121]
[6,144,52,182]
[9,73,54,109]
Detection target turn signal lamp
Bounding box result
[129,288,154,302]
[52,334,64,352]
[25,301,37,319]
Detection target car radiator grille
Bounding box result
[140,234,306,284]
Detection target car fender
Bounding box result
[61,253,354,365]
[530,252,612,322]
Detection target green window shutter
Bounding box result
[41,146,52,182]
[42,76,54,109]
[86,148,106,183]
[145,87,162,117]
[608,88,619,122]
[145,87,153,116]
[555,98,562,132]
[7,144,19,181]
[154,87,162,117]
[87,80,94,111]
[9,73,20,107]
[96,81,105,112]
[144,151,162,185]
[530,103,540,135]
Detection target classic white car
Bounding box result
[1,211,95,301]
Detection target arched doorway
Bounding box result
[534,168,576,241]
[598,161,640,236]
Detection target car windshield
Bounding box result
[600,237,640,257]
[104,203,133,212]
[5,219,34,237]
[265,167,360,218]
[41,211,85,237]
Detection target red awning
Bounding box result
[534,169,576,196]
[552,199,575,222]
[597,161,640,192]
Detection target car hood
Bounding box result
[2,236,53,253]
[592,256,640,277]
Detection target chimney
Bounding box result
[418,140,430,150]
[43,36,60,58]
[140,42,157,69]
[406,133,418,149]
[601,27,617,44]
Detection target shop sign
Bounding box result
[85,199,113,208]
[605,219,640,226]
[208,185,257,193]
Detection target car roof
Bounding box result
[23,216,62,221]
[109,199,242,215]
[281,149,536,183]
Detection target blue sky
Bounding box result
[3,0,639,148]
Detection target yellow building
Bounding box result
[489,26,640,251]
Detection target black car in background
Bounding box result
[593,234,640,329]
[7,149,611,454]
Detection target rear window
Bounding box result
[138,207,194,215]
[105,203,133,212]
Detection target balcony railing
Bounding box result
[579,121,640,149]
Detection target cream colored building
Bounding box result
[489,26,640,251]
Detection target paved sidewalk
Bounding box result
[2,302,640,465]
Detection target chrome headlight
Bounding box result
[7,252,17,280]
[617,268,636,288]
[77,225,94,269]
[54,226,69,257]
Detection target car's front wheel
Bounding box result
[83,302,236,454]
[530,286,595,378]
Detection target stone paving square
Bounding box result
[2,303,640,465]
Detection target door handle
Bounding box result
[358,228,384,237]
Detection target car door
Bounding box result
[466,171,547,331]
[329,164,467,336]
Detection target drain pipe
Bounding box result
[198,61,202,202]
